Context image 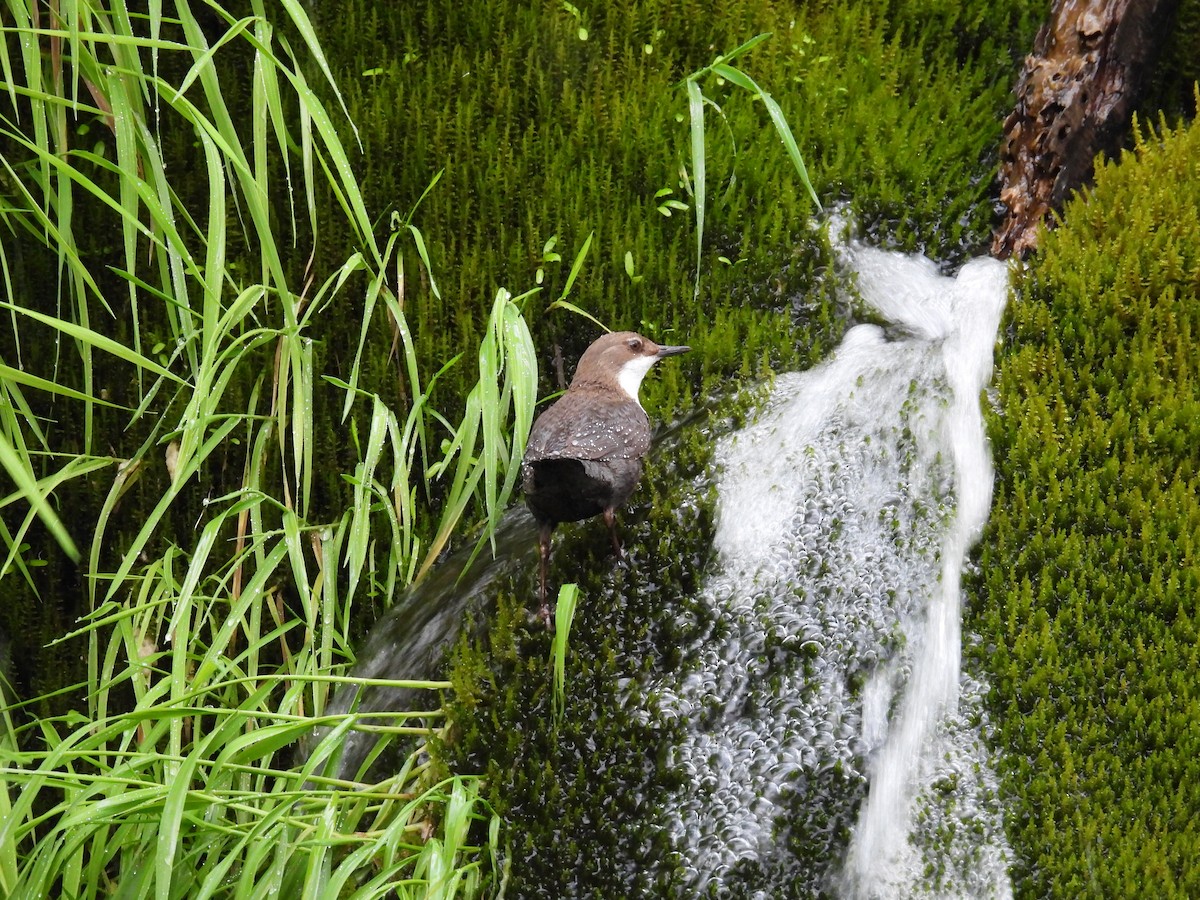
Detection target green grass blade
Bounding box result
[687,77,706,299]
[712,62,821,210]
[0,431,79,561]
[559,230,593,301]
[551,583,580,723]
[545,299,609,332]
[0,299,185,385]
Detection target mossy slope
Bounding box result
[972,103,1200,897]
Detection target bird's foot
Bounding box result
[538,602,554,631]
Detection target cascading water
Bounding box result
[658,234,1013,897]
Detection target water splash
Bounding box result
[323,509,539,781]
[658,236,1013,897]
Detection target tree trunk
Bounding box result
[993,0,1180,259]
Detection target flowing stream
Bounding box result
[658,236,1013,897]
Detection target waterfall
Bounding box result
[659,236,1013,897]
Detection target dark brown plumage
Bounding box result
[522,331,689,626]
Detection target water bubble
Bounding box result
[656,242,1013,898]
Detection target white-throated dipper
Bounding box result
[522,331,690,626]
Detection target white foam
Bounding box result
[658,234,1014,898]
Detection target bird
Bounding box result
[522,330,690,627]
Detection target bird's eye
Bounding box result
[627,338,643,352]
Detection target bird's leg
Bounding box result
[603,507,624,560]
[537,522,554,629]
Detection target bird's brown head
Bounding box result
[569,331,690,402]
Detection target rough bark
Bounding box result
[993,0,1180,259]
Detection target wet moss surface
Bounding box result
[306,0,1044,399]
[435,390,872,896]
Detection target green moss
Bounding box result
[308,0,1042,407]
[970,102,1200,897]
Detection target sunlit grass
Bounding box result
[0,677,497,898]
[549,583,580,724]
[0,0,531,895]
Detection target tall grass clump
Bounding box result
[0,0,535,894]
[680,32,821,298]
[972,96,1200,897]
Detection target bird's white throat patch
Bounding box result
[617,355,658,406]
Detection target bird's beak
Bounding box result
[655,344,691,358]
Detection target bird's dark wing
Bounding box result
[524,392,651,463]
[522,456,614,524]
